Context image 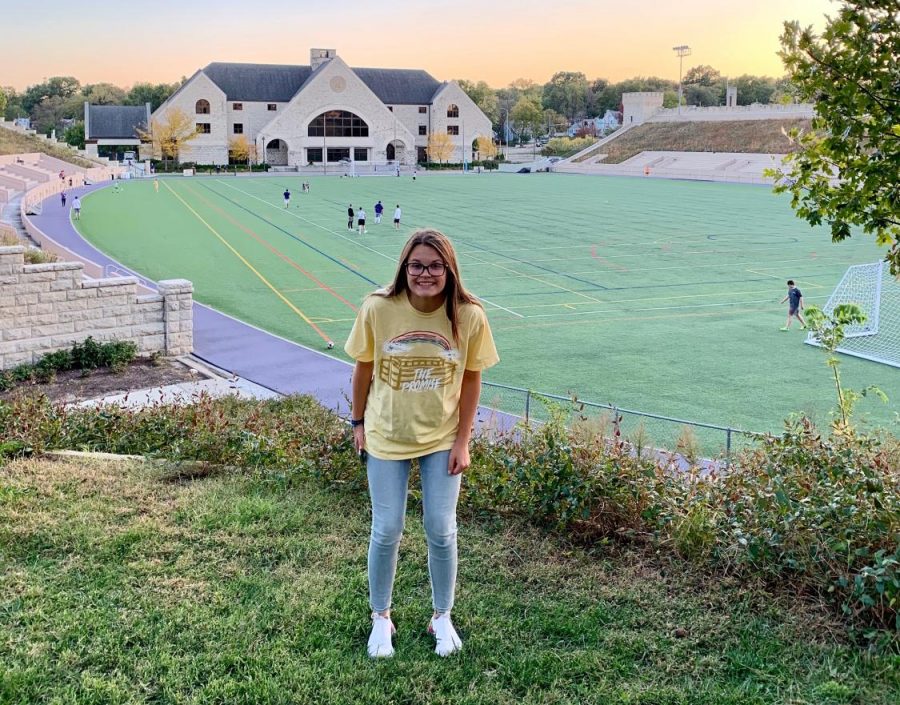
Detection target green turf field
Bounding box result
[75,173,898,437]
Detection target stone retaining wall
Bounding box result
[0,246,192,369]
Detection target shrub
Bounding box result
[23,249,60,264]
[1,388,896,641]
[541,137,596,158]
[0,338,138,392]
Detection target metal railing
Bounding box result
[480,381,764,467]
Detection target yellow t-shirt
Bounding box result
[344,291,499,460]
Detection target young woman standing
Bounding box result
[345,229,499,658]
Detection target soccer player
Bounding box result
[393,204,402,230]
[780,280,807,331]
[358,207,367,234]
[283,188,291,208]
[348,204,355,231]
[374,200,384,224]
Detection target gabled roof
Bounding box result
[200,61,442,105]
[203,63,313,102]
[352,68,442,105]
[87,105,148,139]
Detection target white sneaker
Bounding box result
[428,613,462,656]
[367,612,396,658]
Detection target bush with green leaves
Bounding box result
[0,337,138,391]
[540,136,596,158]
[0,390,896,641]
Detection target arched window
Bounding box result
[446,104,459,118]
[308,110,369,137]
[195,99,210,114]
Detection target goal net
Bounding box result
[805,261,900,368]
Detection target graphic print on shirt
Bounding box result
[379,330,460,392]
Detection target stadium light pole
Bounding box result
[673,45,691,115]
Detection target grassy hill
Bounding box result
[0,125,97,168]
[577,119,813,164]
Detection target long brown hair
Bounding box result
[375,229,481,341]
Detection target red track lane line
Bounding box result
[184,183,358,312]
[590,244,629,272]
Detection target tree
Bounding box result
[683,65,722,87]
[138,107,198,166]
[228,134,256,164]
[457,79,499,125]
[82,83,127,105]
[21,76,80,114]
[542,71,589,122]
[0,88,6,117]
[682,65,724,106]
[727,75,778,105]
[805,304,886,428]
[126,82,179,112]
[63,122,85,149]
[2,87,24,120]
[427,132,454,164]
[510,96,543,141]
[542,109,568,137]
[587,78,609,116]
[475,135,497,160]
[771,1,900,273]
[31,96,69,134]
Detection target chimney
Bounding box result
[310,48,336,71]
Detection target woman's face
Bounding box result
[406,244,448,305]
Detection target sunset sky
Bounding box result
[2,0,835,91]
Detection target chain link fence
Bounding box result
[480,381,764,468]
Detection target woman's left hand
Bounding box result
[448,438,471,475]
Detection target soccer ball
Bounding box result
[326,341,335,349]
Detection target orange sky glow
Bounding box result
[2,0,835,91]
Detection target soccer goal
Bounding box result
[805,261,900,368]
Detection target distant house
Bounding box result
[143,48,491,167]
[567,111,621,138]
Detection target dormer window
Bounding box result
[447,104,459,118]
[195,99,210,114]
[233,103,243,111]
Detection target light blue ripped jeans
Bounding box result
[367,449,461,614]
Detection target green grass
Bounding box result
[0,125,95,168]
[74,174,898,437]
[1,455,897,704]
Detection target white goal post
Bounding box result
[805,261,899,368]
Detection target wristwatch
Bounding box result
[350,418,365,427]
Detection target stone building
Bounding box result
[149,48,492,167]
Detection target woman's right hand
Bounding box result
[353,424,366,452]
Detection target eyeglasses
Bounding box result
[405,261,446,276]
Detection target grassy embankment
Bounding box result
[574,119,813,164]
[0,124,97,168]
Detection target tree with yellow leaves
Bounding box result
[475,135,497,160]
[427,132,454,164]
[137,107,198,167]
[228,134,256,165]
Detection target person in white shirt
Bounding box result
[393,205,402,230]
[357,207,367,234]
